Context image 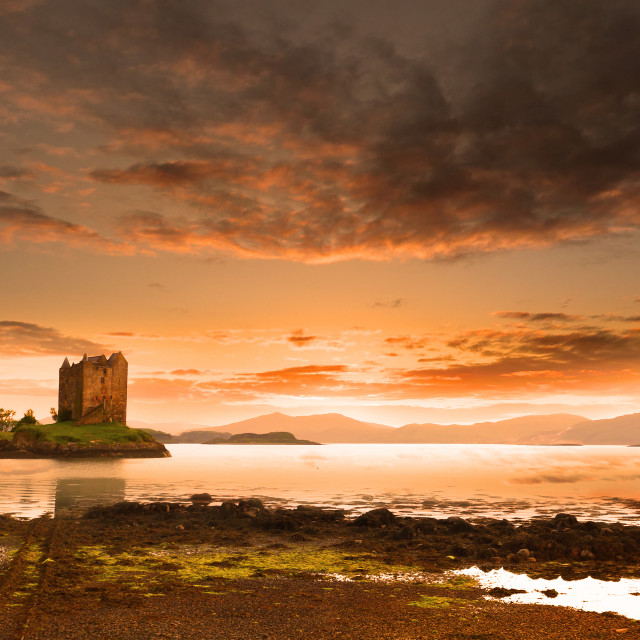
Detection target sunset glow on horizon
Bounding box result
[2,0,640,427]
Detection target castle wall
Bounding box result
[58,368,72,417]
[58,353,128,425]
[58,365,83,420]
[109,354,128,424]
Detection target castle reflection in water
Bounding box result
[54,478,125,515]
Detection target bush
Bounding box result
[57,409,72,423]
[12,409,39,431]
[0,408,16,432]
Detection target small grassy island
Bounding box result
[0,421,170,458]
[205,431,320,445]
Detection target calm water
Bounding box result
[1,444,639,521]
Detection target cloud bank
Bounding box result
[1,0,639,261]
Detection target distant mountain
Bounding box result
[139,428,176,444]
[133,411,640,445]
[139,427,231,444]
[180,412,394,443]
[383,414,588,445]
[129,420,223,434]
[206,431,320,445]
[553,413,640,445]
[177,411,592,444]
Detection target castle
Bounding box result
[58,353,128,425]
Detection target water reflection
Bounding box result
[0,444,638,521]
[456,567,640,620]
[54,478,126,515]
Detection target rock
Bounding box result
[477,546,499,559]
[393,525,415,540]
[443,516,474,532]
[238,498,265,510]
[190,493,213,504]
[488,587,526,598]
[516,548,530,559]
[112,501,143,514]
[554,513,578,530]
[447,543,472,557]
[262,516,296,531]
[541,589,558,598]
[354,508,396,528]
[415,518,437,535]
[490,519,515,532]
[219,501,237,517]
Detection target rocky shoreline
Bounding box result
[0,438,170,458]
[2,501,640,638]
[80,498,640,581]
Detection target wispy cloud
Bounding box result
[373,298,404,309]
[494,311,582,323]
[0,321,105,356]
[0,191,129,254]
[287,330,318,347]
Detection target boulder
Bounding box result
[443,516,474,532]
[354,508,396,528]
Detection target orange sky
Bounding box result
[2,0,640,427]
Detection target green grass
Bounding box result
[13,422,155,446]
[0,431,12,441]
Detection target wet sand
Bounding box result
[1,499,640,639]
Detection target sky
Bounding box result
[2,0,640,427]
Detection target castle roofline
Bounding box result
[86,354,108,364]
[62,352,127,367]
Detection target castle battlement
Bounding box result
[58,352,128,424]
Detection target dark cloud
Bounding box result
[373,299,404,309]
[287,330,318,347]
[0,321,105,356]
[0,165,34,179]
[0,0,638,260]
[0,191,127,253]
[446,327,640,364]
[595,314,640,323]
[494,311,582,323]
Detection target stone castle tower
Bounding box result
[58,352,128,425]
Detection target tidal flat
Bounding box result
[1,499,640,639]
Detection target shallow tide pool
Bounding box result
[456,567,640,620]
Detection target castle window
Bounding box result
[100,377,105,383]
[103,369,107,375]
